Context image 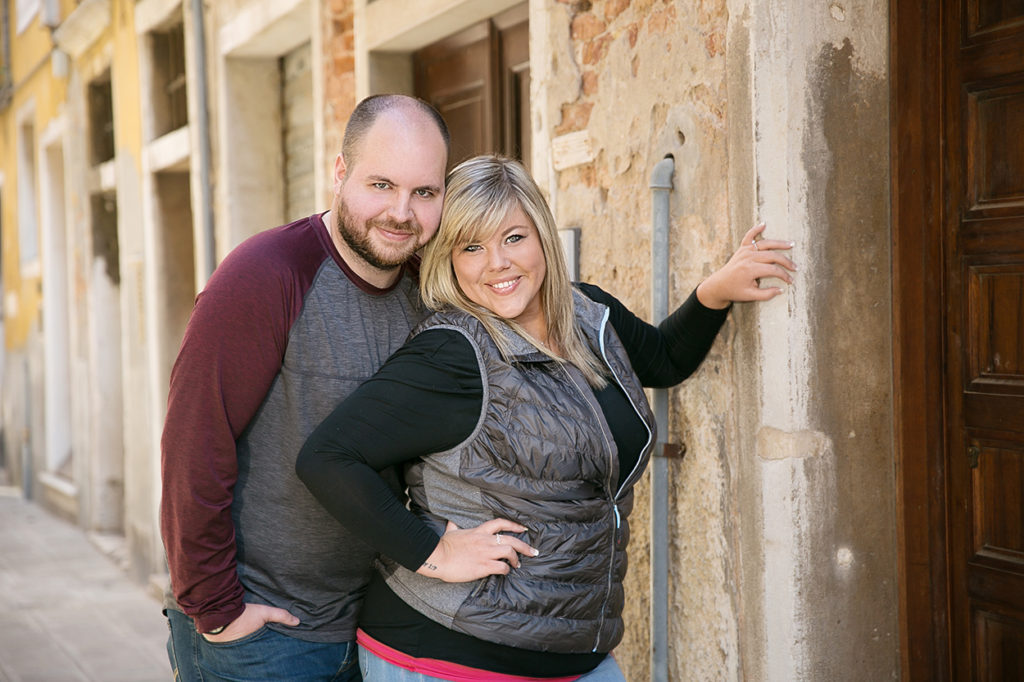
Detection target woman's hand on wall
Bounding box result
[417,519,540,583]
[696,222,797,309]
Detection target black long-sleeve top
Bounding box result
[297,284,728,677]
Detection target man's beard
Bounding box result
[335,199,422,271]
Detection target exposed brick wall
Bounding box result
[322,0,355,201]
[550,2,735,680]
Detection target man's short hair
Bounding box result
[342,94,451,168]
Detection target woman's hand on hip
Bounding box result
[417,519,540,582]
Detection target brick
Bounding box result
[705,31,724,58]
[582,34,613,65]
[627,22,640,48]
[604,0,630,22]
[555,101,594,135]
[333,56,355,73]
[571,13,606,42]
[648,6,678,35]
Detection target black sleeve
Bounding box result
[296,329,483,572]
[576,282,730,388]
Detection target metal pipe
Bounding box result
[0,0,12,110]
[649,154,674,682]
[190,0,216,280]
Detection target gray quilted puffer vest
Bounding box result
[379,290,656,654]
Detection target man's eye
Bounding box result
[415,188,434,198]
[373,182,390,190]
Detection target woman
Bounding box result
[297,155,795,681]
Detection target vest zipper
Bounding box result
[561,309,654,653]
[594,310,654,651]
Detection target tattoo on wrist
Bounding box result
[422,561,438,571]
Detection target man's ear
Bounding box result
[333,153,348,192]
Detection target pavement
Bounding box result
[0,488,170,681]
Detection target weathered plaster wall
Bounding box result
[733,1,897,680]
[802,28,896,682]
[541,0,898,680]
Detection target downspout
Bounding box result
[649,154,679,682]
[0,0,12,110]
[190,0,216,280]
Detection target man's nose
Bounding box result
[387,194,414,223]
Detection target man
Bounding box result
[161,94,449,681]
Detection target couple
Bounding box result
[161,94,796,681]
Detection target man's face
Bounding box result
[332,112,447,273]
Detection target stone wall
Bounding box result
[539,1,739,679]
[541,0,898,679]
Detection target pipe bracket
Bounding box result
[656,442,686,459]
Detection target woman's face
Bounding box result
[451,205,548,339]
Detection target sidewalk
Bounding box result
[0,488,169,681]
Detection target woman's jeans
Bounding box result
[357,643,626,681]
[166,608,360,681]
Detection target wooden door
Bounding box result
[413,5,530,168]
[945,2,1024,679]
[894,1,1024,679]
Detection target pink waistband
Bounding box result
[356,629,583,682]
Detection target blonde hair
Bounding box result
[420,155,608,387]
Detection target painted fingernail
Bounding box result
[531,548,540,556]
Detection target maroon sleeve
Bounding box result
[160,216,327,633]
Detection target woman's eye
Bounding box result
[463,244,482,253]
[506,234,524,244]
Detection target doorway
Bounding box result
[413,4,530,168]
[893,1,1024,679]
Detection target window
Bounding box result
[88,73,115,166]
[17,119,39,267]
[152,22,188,136]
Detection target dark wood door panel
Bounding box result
[963,81,1024,214]
[413,5,529,169]
[971,606,1024,681]
[967,438,1024,559]
[964,395,1024,432]
[961,217,1024,251]
[414,22,496,167]
[949,0,1024,679]
[963,0,1024,45]
[964,263,1024,386]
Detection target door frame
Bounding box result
[891,0,951,679]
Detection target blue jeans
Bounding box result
[357,644,625,681]
[166,608,360,681]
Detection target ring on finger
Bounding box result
[752,240,760,251]
[495,534,502,545]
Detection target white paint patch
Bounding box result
[836,546,854,567]
[830,4,846,21]
[551,130,596,170]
